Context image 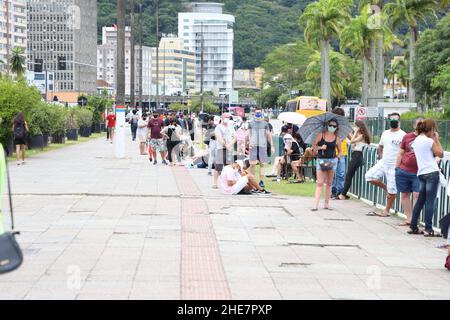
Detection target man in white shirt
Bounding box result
[219,161,249,195]
[365,113,406,217]
[213,113,236,189]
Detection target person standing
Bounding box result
[137,113,148,155]
[12,112,29,165]
[213,113,236,189]
[365,113,406,217]
[331,108,349,199]
[338,120,371,200]
[130,110,139,141]
[394,117,424,226]
[161,119,182,166]
[408,119,444,237]
[248,108,274,189]
[148,112,167,165]
[311,119,342,211]
[106,110,117,144]
[205,116,218,176]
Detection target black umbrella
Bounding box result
[299,113,352,145]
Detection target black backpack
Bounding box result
[14,123,25,139]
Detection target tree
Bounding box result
[385,0,439,103]
[300,0,353,109]
[116,0,126,107]
[414,14,450,108]
[191,98,219,113]
[259,87,282,109]
[9,47,26,78]
[261,41,314,92]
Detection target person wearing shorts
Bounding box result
[248,108,274,189]
[148,113,167,165]
[394,117,423,226]
[213,113,236,189]
[365,113,406,217]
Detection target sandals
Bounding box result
[408,228,424,235]
[398,222,411,227]
[367,211,390,217]
[338,195,350,200]
[311,208,318,212]
[423,229,441,238]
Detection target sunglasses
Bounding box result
[328,125,338,128]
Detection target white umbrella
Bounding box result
[277,112,307,126]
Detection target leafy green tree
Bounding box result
[300,0,353,108]
[385,0,439,103]
[191,98,219,114]
[87,92,113,125]
[9,47,26,78]
[259,87,282,109]
[169,102,186,112]
[261,41,314,92]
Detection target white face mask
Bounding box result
[223,119,229,125]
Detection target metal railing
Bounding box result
[346,145,447,229]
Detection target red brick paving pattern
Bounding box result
[172,166,232,300]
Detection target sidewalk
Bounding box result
[1,132,449,300]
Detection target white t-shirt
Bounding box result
[219,166,241,195]
[215,124,235,150]
[379,129,406,167]
[412,135,439,176]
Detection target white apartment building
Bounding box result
[178,2,234,94]
[97,26,152,97]
[0,0,27,73]
[27,0,97,94]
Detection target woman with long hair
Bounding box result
[311,119,342,211]
[12,112,29,165]
[408,119,444,237]
[338,120,371,200]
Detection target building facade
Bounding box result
[178,2,234,95]
[0,0,27,73]
[97,26,152,97]
[27,0,97,94]
[152,36,195,96]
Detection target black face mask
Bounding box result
[390,121,399,129]
[153,115,158,119]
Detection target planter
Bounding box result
[79,126,92,138]
[28,134,44,150]
[52,134,65,144]
[91,123,101,134]
[42,134,49,148]
[66,129,79,141]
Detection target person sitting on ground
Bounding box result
[219,161,250,195]
[241,159,271,194]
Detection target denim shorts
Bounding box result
[317,158,338,172]
[395,168,420,193]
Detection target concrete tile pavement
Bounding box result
[1,132,449,300]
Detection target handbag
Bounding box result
[0,147,23,274]
[318,159,334,171]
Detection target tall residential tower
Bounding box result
[178,2,234,95]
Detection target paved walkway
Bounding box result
[1,132,449,300]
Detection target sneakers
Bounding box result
[162,160,168,165]
[16,161,21,166]
[259,180,265,189]
[208,172,212,176]
[153,160,157,165]
[446,256,450,271]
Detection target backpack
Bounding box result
[14,123,25,139]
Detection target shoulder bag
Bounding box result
[0,146,23,274]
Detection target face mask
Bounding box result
[328,126,337,133]
[153,115,158,119]
[390,120,399,129]
[223,119,229,125]
[255,112,263,120]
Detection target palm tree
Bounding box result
[340,8,374,107]
[116,0,126,107]
[394,58,409,100]
[9,47,26,77]
[300,0,353,109]
[385,0,439,103]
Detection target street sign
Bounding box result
[366,107,379,118]
[356,106,367,120]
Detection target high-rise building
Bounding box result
[97,26,152,97]
[178,2,234,95]
[152,36,195,96]
[27,0,97,94]
[0,0,27,73]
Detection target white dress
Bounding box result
[137,119,148,143]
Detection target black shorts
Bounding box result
[14,137,27,146]
[214,148,233,173]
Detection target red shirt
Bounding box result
[148,118,165,139]
[399,132,419,174]
[106,114,116,128]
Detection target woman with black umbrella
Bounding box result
[311,119,342,211]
